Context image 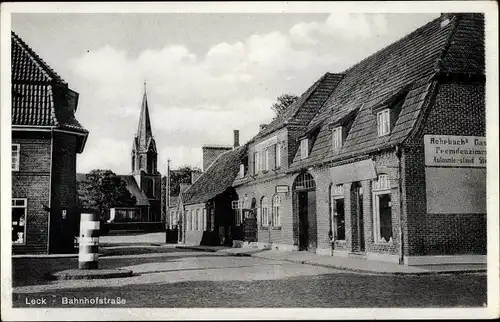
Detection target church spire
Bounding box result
[136,80,153,151]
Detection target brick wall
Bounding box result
[403,81,486,256]
[50,132,78,253]
[312,150,401,257]
[234,174,296,247]
[12,133,52,254]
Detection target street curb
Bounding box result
[45,268,134,280]
[175,246,486,276]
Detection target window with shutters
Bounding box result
[260,196,269,227]
[332,127,343,151]
[377,109,391,136]
[300,139,309,159]
[272,194,281,227]
[275,143,281,169]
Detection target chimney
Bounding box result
[233,130,240,148]
[259,124,267,131]
[202,145,232,172]
[191,171,202,184]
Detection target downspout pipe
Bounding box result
[395,145,404,265]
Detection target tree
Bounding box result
[271,94,299,117]
[168,165,202,196]
[77,169,136,220]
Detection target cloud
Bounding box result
[69,13,433,174]
[289,13,389,45]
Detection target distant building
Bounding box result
[76,84,162,227]
[11,32,89,254]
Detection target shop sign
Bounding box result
[424,135,486,167]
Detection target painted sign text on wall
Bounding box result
[424,135,486,167]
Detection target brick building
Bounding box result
[231,13,485,265]
[11,32,89,254]
[178,132,246,246]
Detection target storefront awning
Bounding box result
[329,159,377,184]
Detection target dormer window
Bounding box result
[300,138,309,159]
[239,164,245,178]
[377,109,391,136]
[332,127,343,151]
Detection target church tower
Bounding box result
[131,82,162,221]
[132,82,158,174]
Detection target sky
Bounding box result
[11,12,439,174]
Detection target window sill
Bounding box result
[271,226,281,230]
[260,226,269,230]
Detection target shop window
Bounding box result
[300,138,309,159]
[372,174,393,243]
[332,126,343,151]
[272,194,281,227]
[12,144,20,171]
[330,184,345,241]
[260,196,269,227]
[12,198,27,244]
[275,143,281,169]
[377,109,391,136]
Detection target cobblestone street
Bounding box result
[12,245,486,308]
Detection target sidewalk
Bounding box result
[175,245,487,275]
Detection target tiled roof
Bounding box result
[183,145,247,205]
[76,173,150,206]
[255,73,343,139]
[290,13,484,170]
[11,31,87,133]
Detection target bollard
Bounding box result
[78,213,100,269]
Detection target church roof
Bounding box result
[134,83,155,153]
[11,31,88,146]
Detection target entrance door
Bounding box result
[307,190,317,252]
[298,191,309,251]
[243,209,257,242]
[293,172,317,252]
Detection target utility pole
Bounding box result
[163,158,171,244]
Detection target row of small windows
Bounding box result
[185,208,207,232]
[253,143,281,174]
[330,174,393,244]
[300,108,393,160]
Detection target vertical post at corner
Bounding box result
[78,212,99,269]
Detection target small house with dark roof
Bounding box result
[11,31,89,254]
[179,143,247,246]
[233,13,486,265]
